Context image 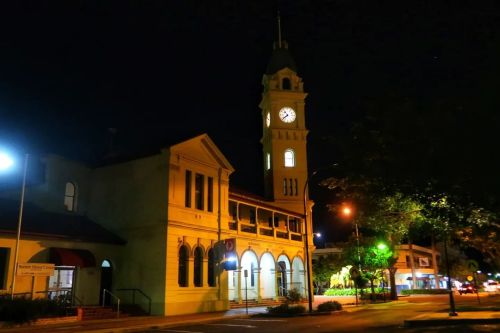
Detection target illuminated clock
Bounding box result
[266,112,270,127]
[279,107,296,123]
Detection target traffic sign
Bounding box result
[467,260,479,272]
[466,275,473,282]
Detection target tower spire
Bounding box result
[277,11,282,48]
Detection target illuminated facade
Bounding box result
[0,41,313,316]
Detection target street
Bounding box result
[139,294,500,333]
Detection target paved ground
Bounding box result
[0,295,500,333]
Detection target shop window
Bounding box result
[208,248,216,287]
[194,247,203,287]
[178,245,189,287]
[64,182,77,211]
[284,149,295,167]
[185,170,192,208]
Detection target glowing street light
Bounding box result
[377,243,387,250]
[0,151,29,299]
[0,152,14,170]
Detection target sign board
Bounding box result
[225,238,236,256]
[349,266,360,279]
[467,260,479,272]
[17,263,55,276]
[467,275,473,282]
[418,257,430,267]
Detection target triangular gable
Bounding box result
[168,134,235,174]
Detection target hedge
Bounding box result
[401,289,449,295]
[0,298,69,325]
[324,287,386,296]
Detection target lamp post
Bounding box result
[2,153,29,299]
[302,171,317,313]
[443,234,458,316]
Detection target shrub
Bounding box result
[317,301,342,312]
[324,287,386,296]
[401,289,449,295]
[286,288,302,304]
[267,303,306,315]
[0,298,68,325]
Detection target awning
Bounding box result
[49,248,96,268]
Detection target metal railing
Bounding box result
[102,289,120,318]
[116,288,152,315]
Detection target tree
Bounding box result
[312,254,343,294]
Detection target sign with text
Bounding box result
[418,257,430,267]
[17,263,55,276]
[225,238,236,256]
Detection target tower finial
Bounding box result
[277,11,282,48]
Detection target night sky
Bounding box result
[1,1,499,242]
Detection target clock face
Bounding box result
[279,107,296,123]
[266,112,270,127]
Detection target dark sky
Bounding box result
[1,1,499,242]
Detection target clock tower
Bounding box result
[260,39,309,214]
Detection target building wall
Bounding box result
[87,152,169,314]
[0,236,119,305]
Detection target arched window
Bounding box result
[284,149,295,167]
[282,78,291,90]
[208,248,216,287]
[64,182,77,212]
[194,247,204,287]
[178,245,189,287]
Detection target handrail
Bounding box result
[116,288,152,315]
[102,289,120,318]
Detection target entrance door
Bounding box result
[99,260,113,305]
[278,261,287,296]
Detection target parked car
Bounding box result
[458,283,478,295]
[483,281,500,292]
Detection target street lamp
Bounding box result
[341,203,360,267]
[0,152,29,299]
[302,171,318,313]
[302,164,339,312]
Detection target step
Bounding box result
[77,306,125,320]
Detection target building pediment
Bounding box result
[169,134,235,173]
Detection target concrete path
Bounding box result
[1,296,499,332]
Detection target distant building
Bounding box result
[312,243,442,293]
[0,39,315,316]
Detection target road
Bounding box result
[139,294,500,333]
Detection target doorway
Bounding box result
[99,260,113,305]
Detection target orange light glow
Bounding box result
[342,206,352,217]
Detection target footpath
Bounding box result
[1,296,499,332]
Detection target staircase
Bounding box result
[229,298,286,309]
[77,306,125,320]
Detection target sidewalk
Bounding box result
[404,310,500,327]
[2,298,499,332]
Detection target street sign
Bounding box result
[349,266,360,279]
[225,238,236,255]
[17,263,55,276]
[467,260,479,272]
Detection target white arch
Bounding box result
[241,250,259,300]
[228,256,240,301]
[277,254,291,296]
[292,256,306,297]
[260,252,276,299]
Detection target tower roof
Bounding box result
[265,42,298,74]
